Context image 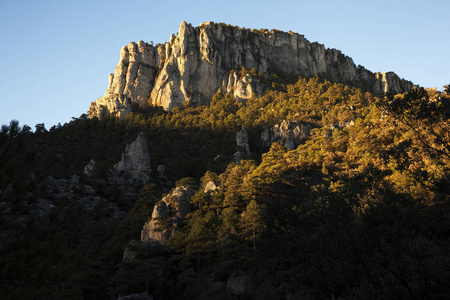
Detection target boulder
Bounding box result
[84,159,95,177]
[204,181,218,193]
[141,186,193,245]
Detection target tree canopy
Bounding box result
[1,77,449,299]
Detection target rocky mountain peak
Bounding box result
[88,21,414,120]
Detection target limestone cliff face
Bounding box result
[88,21,414,119]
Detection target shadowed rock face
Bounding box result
[111,132,151,184]
[236,126,250,155]
[88,21,414,119]
[140,186,193,245]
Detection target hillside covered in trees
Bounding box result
[1,72,449,299]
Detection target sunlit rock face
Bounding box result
[88,21,414,119]
[88,94,132,120]
[261,120,312,150]
[140,186,193,245]
[204,181,218,193]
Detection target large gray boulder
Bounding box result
[140,186,193,245]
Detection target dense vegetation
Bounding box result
[1,75,449,299]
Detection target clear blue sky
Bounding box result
[1,0,449,129]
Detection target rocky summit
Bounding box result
[88,21,414,120]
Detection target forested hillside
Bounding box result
[1,75,449,299]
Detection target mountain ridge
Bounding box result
[88,21,414,120]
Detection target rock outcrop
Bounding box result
[84,159,95,177]
[44,175,126,220]
[88,21,414,119]
[88,94,132,120]
[141,186,193,245]
[111,132,151,184]
[236,126,250,155]
[261,120,312,150]
[204,181,218,193]
[234,126,251,164]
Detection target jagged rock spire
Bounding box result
[112,132,151,183]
